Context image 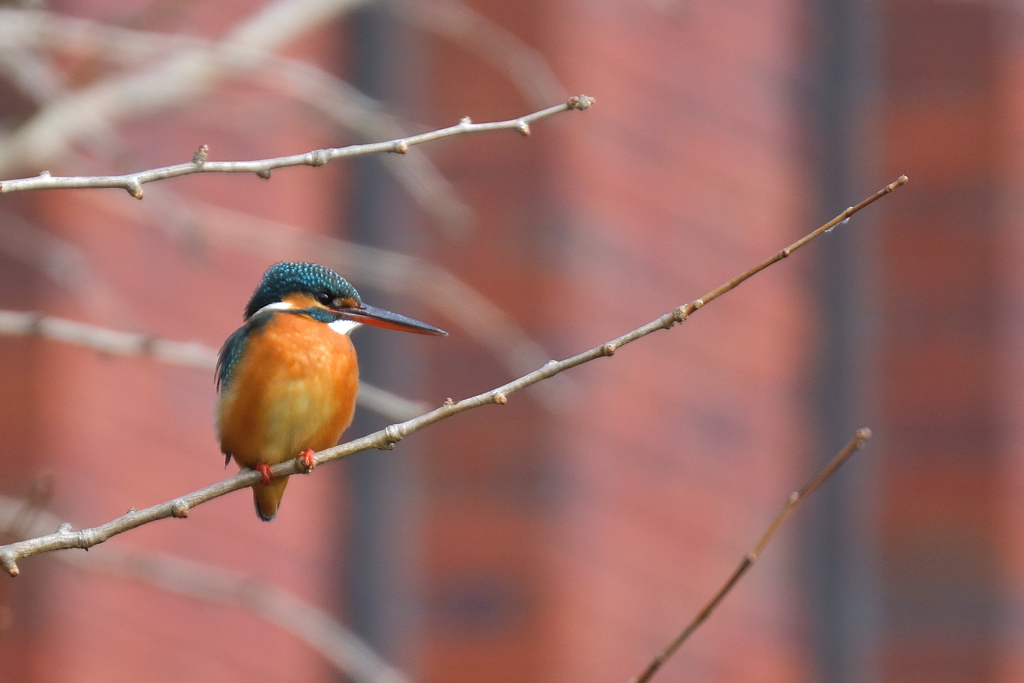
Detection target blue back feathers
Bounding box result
[217,262,360,391]
[216,314,269,391]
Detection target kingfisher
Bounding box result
[216,261,446,521]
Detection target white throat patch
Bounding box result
[328,320,362,336]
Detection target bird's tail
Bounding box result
[252,477,289,521]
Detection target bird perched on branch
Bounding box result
[216,262,446,521]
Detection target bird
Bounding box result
[216,261,446,521]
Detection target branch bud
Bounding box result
[0,554,18,577]
[192,145,209,165]
[568,95,595,110]
[171,500,189,518]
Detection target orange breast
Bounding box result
[217,312,359,468]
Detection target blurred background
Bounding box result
[0,0,1021,682]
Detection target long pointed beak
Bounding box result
[339,303,448,336]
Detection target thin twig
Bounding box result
[0,97,594,198]
[0,0,572,230]
[0,478,54,631]
[384,0,565,106]
[0,176,907,576]
[0,8,472,231]
[0,0,375,174]
[0,310,427,421]
[0,493,412,683]
[628,428,874,683]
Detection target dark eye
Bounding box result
[316,292,332,305]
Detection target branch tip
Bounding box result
[0,99,586,195]
[568,94,595,110]
[631,428,873,683]
[0,181,902,574]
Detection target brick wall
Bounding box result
[415,1,814,681]
[876,2,1021,682]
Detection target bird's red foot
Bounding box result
[255,463,273,486]
[297,448,316,473]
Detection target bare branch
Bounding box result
[0,8,473,230]
[0,493,413,683]
[0,97,593,198]
[0,310,427,421]
[384,0,565,106]
[628,428,873,683]
[0,176,907,576]
[0,0,374,173]
[0,1,572,230]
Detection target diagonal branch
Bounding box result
[0,176,907,577]
[0,492,412,683]
[0,97,594,198]
[628,428,873,683]
[0,310,427,421]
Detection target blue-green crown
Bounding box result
[244,262,360,320]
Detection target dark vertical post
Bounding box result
[809,0,881,681]
[340,6,426,667]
